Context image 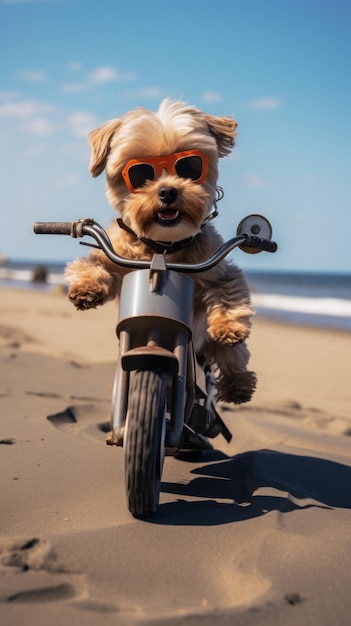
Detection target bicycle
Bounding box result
[33,214,277,517]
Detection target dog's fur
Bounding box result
[65,99,256,403]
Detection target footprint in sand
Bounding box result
[0,537,57,573]
[0,537,82,604]
[7,583,76,603]
[0,325,39,349]
[47,404,110,441]
[0,537,122,612]
[26,391,63,399]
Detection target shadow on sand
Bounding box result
[151,449,351,525]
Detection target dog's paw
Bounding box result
[208,325,246,346]
[216,371,257,404]
[207,307,251,346]
[68,285,110,310]
[65,260,116,311]
[208,317,250,346]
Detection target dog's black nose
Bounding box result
[158,187,178,205]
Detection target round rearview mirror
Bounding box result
[236,214,273,254]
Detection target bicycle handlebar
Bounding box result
[33,218,277,273]
[33,220,94,238]
[241,234,277,253]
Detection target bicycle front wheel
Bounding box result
[124,369,167,518]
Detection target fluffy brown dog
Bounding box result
[65,99,256,403]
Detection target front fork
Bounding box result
[107,326,190,450]
[106,329,131,446]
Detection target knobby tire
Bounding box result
[124,369,167,518]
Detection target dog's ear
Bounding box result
[204,114,238,157]
[88,118,123,177]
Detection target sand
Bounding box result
[1,285,351,625]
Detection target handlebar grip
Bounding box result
[33,222,73,235]
[241,235,278,254]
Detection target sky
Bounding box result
[0,0,350,273]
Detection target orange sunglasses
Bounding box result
[121,150,208,193]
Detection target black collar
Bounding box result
[116,218,199,254]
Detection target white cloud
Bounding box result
[0,98,59,138]
[67,61,82,72]
[202,91,222,103]
[0,90,19,101]
[135,87,163,99]
[242,173,270,188]
[89,66,118,84]
[0,99,55,120]
[24,143,47,156]
[247,97,283,111]
[62,65,136,93]
[56,174,80,188]
[67,111,98,138]
[24,117,54,136]
[61,82,87,93]
[89,66,136,84]
[19,69,47,82]
[0,94,97,141]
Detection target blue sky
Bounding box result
[0,0,350,272]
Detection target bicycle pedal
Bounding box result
[180,424,213,451]
[186,404,214,435]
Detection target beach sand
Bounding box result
[1,286,351,625]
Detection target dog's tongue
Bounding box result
[158,209,179,221]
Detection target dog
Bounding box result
[65,99,256,404]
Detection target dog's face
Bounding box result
[88,100,237,242]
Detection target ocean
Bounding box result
[1,260,350,332]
